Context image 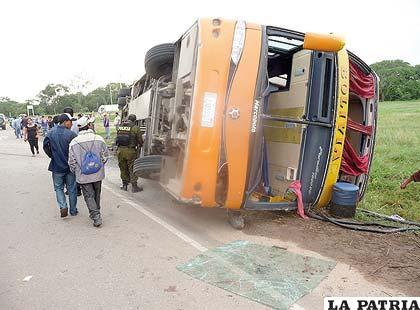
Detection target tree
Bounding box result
[37,84,70,114]
[0,97,27,116]
[370,60,420,101]
[2,81,130,116]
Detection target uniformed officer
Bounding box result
[116,114,143,192]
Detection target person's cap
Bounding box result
[58,113,73,123]
[77,116,95,128]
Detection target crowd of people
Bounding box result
[10,112,116,156]
[12,114,61,139]
[9,107,142,228]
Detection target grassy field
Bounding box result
[360,100,420,221]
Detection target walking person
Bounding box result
[41,116,49,136]
[62,107,82,196]
[68,116,108,227]
[114,112,121,131]
[12,116,22,139]
[116,114,143,192]
[46,116,53,133]
[43,113,78,218]
[103,113,110,139]
[63,107,79,134]
[23,117,40,156]
[20,115,28,137]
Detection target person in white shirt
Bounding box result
[114,112,121,131]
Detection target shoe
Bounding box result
[60,208,68,218]
[77,190,82,197]
[70,210,79,216]
[93,217,102,227]
[37,151,39,154]
[131,184,143,193]
[120,184,128,191]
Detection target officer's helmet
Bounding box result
[128,114,136,122]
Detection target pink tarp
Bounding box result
[288,181,308,219]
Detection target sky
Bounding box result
[0,0,419,102]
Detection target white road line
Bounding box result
[102,183,208,253]
[99,184,308,310]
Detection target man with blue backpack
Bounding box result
[68,116,109,227]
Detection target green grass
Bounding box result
[359,100,420,221]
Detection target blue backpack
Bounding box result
[79,137,103,175]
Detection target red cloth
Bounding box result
[340,139,369,176]
[288,181,308,219]
[347,118,372,136]
[350,61,375,99]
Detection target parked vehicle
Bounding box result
[123,18,378,227]
[0,114,7,130]
[98,104,119,114]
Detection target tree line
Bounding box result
[370,60,420,101]
[0,82,128,117]
[1,59,420,117]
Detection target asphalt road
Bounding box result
[0,128,402,310]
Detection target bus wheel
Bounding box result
[144,43,175,79]
[117,97,127,109]
[227,210,245,230]
[118,88,131,98]
[133,155,162,180]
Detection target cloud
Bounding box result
[0,0,419,101]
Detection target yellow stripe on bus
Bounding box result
[316,48,349,207]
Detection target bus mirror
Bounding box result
[303,32,345,52]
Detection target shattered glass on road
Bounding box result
[178,240,336,310]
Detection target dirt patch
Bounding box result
[242,211,420,296]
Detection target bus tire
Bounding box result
[133,155,162,179]
[118,88,131,98]
[117,97,127,108]
[144,43,175,79]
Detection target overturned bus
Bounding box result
[119,18,378,226]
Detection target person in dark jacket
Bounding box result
[52,115,60,128]
[21,115,28,132]
[116,114,143,192]
[63,107,78,134]
[43,113,78,218]
[63,107,81,196]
